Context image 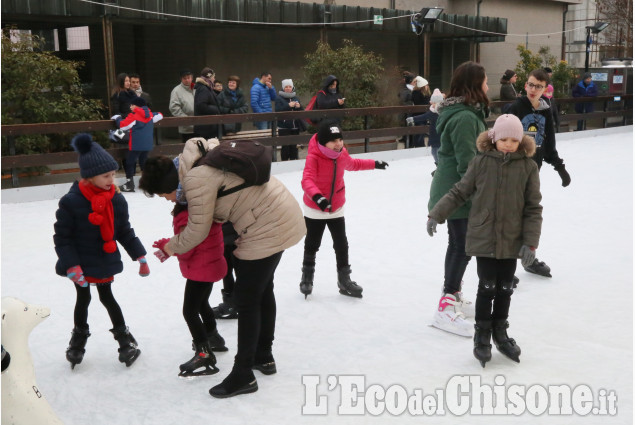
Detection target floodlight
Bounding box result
[416,7,443,25]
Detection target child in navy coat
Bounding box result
[54,133,149,369]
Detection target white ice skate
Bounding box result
[453,291,475,318]
[431,293,473,337]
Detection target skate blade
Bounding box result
[123,350,141,367]
[338,289,363,298]
[179,366,220,379]
[428,323,472,338]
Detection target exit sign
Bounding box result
[374,15,383,25]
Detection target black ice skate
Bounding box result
[337,266,363,298]
[66,326,90,369]
[523,258,552,277]
[492,320,521,363]
[119,178,135,193]
[207,329,228,352]
[179,341,219,378]
[299,265,315,299]
[110,326,141,367]
[473,321,492,368]
[213,290,238,319]
[512,275,520,288]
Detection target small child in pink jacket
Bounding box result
[155,201,227,378]
[299,120,388,299]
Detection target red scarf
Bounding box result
[78,180,117,254]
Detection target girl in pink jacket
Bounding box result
[155,200,228,378]
[300,121,388,299]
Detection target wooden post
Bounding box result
[102,16,116,116]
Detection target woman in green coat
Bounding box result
[427,61,489,337]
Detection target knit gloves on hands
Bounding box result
[518,245,536,268]
[152,238,171,263]
[138,256,150,277]
[554,164,571,187]
[426,218,438,237]
[67,266,88,288]
[312,194,331,212]
[374,160,389,170]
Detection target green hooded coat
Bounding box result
[428,97,488,219]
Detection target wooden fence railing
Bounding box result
[1,95,631,187]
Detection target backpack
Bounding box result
[303,90,325,125]
[194,139,272,198]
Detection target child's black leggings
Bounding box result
[303,216,349,270]
[182,280,217,344]
[474,257,517,322]
[73,282,125,330]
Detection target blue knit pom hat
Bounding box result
[71,133,119,178]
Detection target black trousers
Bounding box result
[474,257,517,322]
[182,279,217,344]
[124,150,148,179]
[280,145,299,161]
[443,218,472,294]
[303,216,349,270]
[73,282,125,330]
[232,251,283,370]
[222,242,236,293]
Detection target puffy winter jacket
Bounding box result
[250,78,276,113]
[166,138,306,261]
[194,78,221,138]
[116,106,163,152]
[173,211,227,282]
[216,87,248,134]
[428,97,487,219]
[572,80,598,113]
[429,132,542,259]
[302,133,375,213]
[54,181,146,278]
[169,82,195,134]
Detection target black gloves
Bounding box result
[374,160,389,170]
[554,164,571,187]
[312,194,331,211]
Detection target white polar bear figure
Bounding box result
[1,297,64,425]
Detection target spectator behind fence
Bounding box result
[169,69,196,142]
[250,71,277,130]
[217,75,249,135]
[110,73,137,116]
[275,78,306,161]
[572,72,598,131]
[129,73,153,109]
[315,75,345,125]
[194,67,221,139]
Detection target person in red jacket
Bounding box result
[151,174,228,378]
[300,121,388,299]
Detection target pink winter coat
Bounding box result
[302,133,375,212]
[173,210,227,282]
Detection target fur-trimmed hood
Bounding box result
[476,130,536,158]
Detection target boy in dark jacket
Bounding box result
[508,68,570,278]
[54,134,149,369]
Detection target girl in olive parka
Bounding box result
[428,114,543,367]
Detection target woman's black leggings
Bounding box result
[232,251,283,370]
[182,280,217,344]
[73,282,125,330]
[303,216,349,270]
[443,218,472,294]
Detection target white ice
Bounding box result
[1,127,632,424]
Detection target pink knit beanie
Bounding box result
[487,114,524,143]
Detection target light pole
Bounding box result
[585,22,609,72]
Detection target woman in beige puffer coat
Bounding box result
[139,138,306,398]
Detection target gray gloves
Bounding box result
[518,245,536,268]
[426,218,438,237]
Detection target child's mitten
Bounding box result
[518,245,536,268]
[67,265,88,288]
[374,160,389,170]
[312,194,331,212]
[138,256,150,277]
